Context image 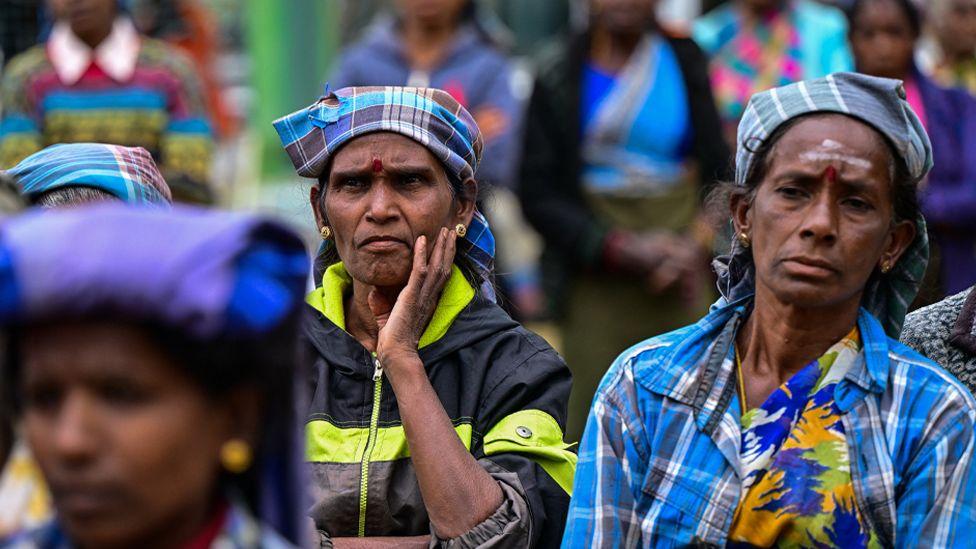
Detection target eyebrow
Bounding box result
[773,171,878,193]
[329,163,438,181]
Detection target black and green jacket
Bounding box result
[302,264,575,546]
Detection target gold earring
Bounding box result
[220,439,253,474]
[319,226,331,240]
[455,224,467,238]
[738,232,751,249]
[881,260,892,274]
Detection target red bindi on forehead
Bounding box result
[372,159,383,173]
[823,165,838,183]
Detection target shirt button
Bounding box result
[516,426,533,439]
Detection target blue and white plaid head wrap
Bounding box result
[6,143,172,207]
[272,86,495,282]
[716,72,933,337]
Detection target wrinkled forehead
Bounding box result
[766,114,895,174]
[327,132,449,175]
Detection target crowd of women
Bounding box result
[1,0,976,547]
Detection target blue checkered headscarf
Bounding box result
[6,143,173,207]
[273,86,495,285]
[716,72,933,337]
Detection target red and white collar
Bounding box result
[47,17,141,85]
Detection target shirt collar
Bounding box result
[637,297,893,426]
[47,17,141,85]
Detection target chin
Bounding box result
[349,263,410,288]
[768,280,853,310]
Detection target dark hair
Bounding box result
[313,168,488,292]
[705,113,920,227]
[847,0,923,38]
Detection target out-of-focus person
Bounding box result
[0,0,214,204]
[564,72,976,547]
[275,86,574,547]
[902,286,976,395]
[329,0,544,318]
[849,0,976,300]
[0,205,309,547]
[8,142,173,208]
[693,0,854,143]
[131,0,238,140]
[519,0,730,442]
[0,142,174,538]
[920,0,976,95]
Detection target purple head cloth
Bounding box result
[0,204,309,338]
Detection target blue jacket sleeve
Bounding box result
[467,57,525,190]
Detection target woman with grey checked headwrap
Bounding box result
[563,72,976,547]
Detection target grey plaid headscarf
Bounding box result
[714,72,934,337]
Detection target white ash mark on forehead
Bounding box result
[799,139,874,170]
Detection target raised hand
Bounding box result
[370,227,457,368]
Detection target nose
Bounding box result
[798,192,838,245]
[49,391,101,467]
[363,181,401,225]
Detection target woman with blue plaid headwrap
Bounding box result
[564,72,976,546]
[274,86,574,546]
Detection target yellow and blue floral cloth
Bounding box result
[729,328,879,548]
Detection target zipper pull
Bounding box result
[372,356,383,381]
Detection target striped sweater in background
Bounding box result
[0,18,213,204]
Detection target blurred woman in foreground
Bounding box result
[0,205,309,548]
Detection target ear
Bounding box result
[880,219,917,271]
[309,186,328,231]
[453,177,478,227]
[217,387,263,450]
[730,190,753,237]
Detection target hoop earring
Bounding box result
[320,226,331,240]
[455,224,467,238]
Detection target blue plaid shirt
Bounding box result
[563,297,976,548]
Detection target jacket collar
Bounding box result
[637,296,893,430]
[306,262,475,350]
[46,17,141,85]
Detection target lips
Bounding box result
[358,235,408,252]
[49,480,126,518]
[782,256,839,277]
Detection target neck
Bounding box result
[346,279,404,352]
[589,26,644,74]
[400,17,458,70]
[737,284,861,384]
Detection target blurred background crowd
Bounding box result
[1,0,975,443]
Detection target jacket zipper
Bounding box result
[358,353,384,537]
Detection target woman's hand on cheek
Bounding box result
[372,228,457,378]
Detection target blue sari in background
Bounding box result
[561,34,711,447]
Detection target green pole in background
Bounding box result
[246,0,340,179]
